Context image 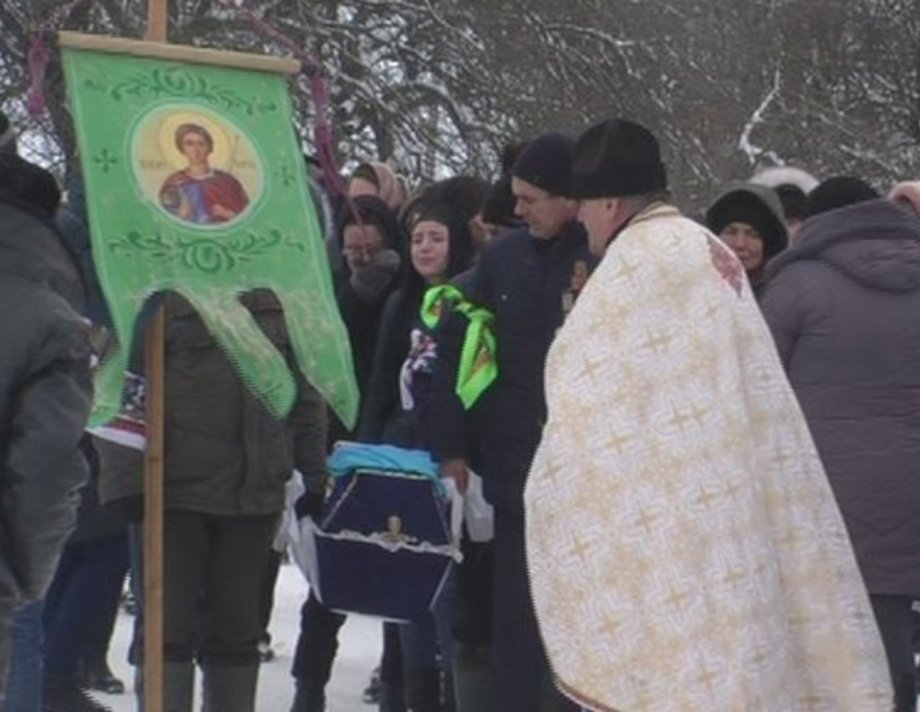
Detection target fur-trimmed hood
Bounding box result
[750,165,819,193]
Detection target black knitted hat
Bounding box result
[805,176,879,218]
[571,118,667,199]
[775,184,808,221]
[480,173,516,227]
[511,131,573,197]
[0,153,61,217]
[706,185,788,262]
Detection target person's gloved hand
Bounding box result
[349,248,401,303]
[295,490,325,520]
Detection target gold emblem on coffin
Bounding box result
[380,515,419,545]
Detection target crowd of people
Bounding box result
[1,100,919,712]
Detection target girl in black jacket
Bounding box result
[361,201,474,712]
[360,202,474,445]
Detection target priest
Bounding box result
[523,117,893,712]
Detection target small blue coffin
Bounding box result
[313,443,460,621]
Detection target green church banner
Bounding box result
[60,34,358,428]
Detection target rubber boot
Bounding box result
[201,663,259,712]
[163,661,194,712]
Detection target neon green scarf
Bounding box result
[420,284,497,409]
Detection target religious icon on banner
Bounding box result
[131,107,259,226]
[60,34,358,428]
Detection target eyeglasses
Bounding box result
[343,244,382,260]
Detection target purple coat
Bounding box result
[761,198,920,596]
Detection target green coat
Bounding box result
[163,291,328,516]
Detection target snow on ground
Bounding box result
[91,560,382,711]
[87,560,920,711]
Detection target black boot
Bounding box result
[289,677,325,712]
[163,661,194,712]
[43,674,114,712]
[378,681,407,712]
[257,633,275,663]
[452,643,495,712]
[81,656,126,694]
[362,666,382,703]
[404,667,440,712]
[440,669,456,712]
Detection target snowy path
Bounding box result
[92,561,382,711]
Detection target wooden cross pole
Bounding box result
[143,5,167,712]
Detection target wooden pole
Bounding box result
[143,5,166,712]
[147,0,168,41]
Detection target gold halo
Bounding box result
[158,110,232,170]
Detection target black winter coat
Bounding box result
[322,277,393,447]
[413,268,479,466]
[427,223,596,511]
[0,201,92,610]
[359,286,422,447]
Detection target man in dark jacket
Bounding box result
[161,291,328,712]
[433,132,596,711]
[761,194,920,712]
[0,152,93,701]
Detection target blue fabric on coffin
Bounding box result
[314,444,461,621]
[327,442,440,483]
